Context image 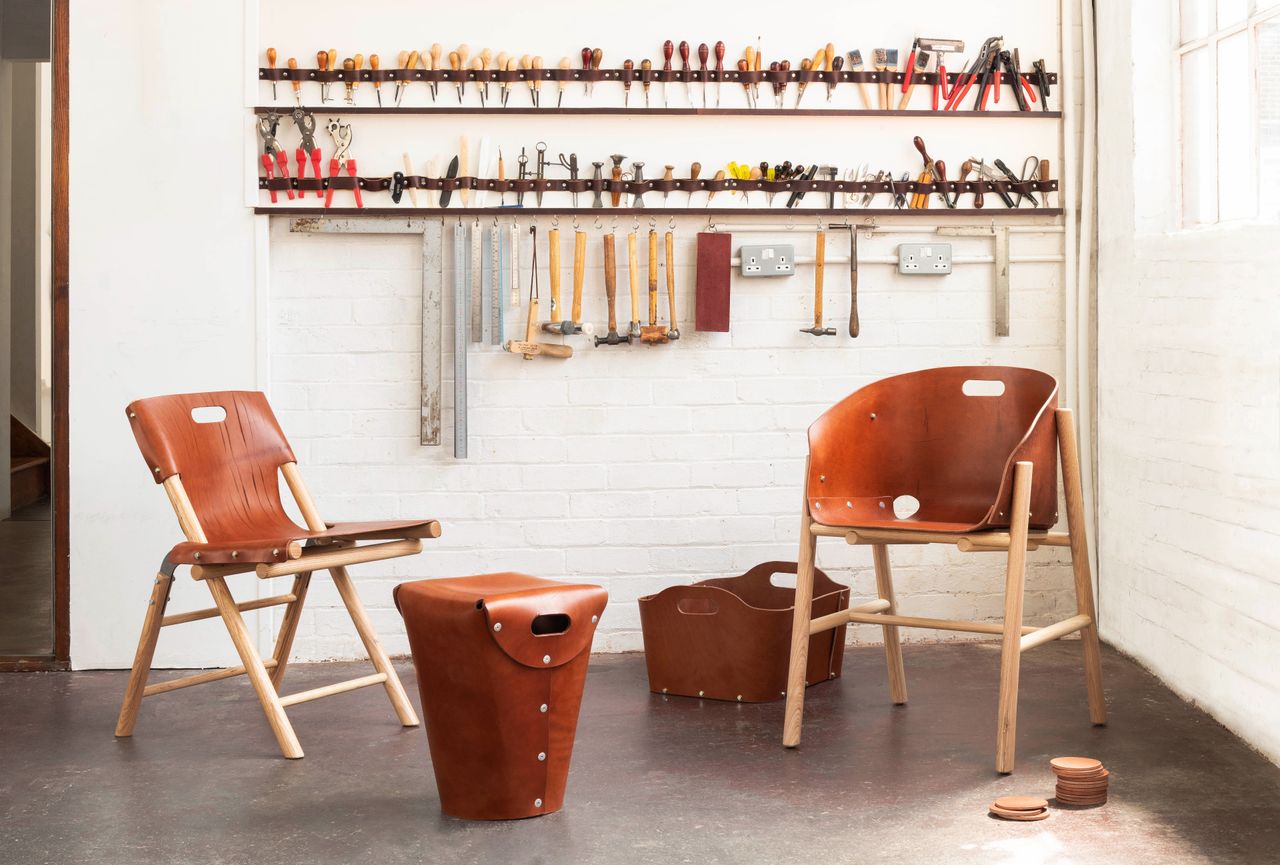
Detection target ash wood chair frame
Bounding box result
[781,369,1106,773]
[115,393,439,759]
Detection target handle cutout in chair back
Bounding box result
[190,405,228,424]
[892,495,921,519]
[531,613,572,636]
[962,379,1006,397]
[676,597,719,616]
[769,572,798,589]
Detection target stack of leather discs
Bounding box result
[1050,756,1109,805]
[989,795,1050,821]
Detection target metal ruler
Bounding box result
[454,220,469,458]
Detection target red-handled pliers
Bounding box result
[324,118,363,208]
[291,107,323,198]
[257,113,295,203]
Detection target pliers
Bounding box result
[291,108,323,199]
[257,113,294,203]
[970,158,1017,208]
[324,119,363,208]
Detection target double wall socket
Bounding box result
[897,242,952,275]
[740,244,795,277]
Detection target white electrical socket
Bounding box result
[897,242,952,275]
[740,244,796,277]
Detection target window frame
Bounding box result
[1174,1,1280,227]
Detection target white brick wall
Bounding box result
[268,217,1078,660]
[1097,4,1280,764]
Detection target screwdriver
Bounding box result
[623,59,635,107]
[504,54,518,107]
[472,57,486,107]
[753,39,762,105]
[581,47,593,96]
[828,47,843,102]
[519,54,532,105]
[395,51,410,105]
[662,164,674,203]
[662,40,673,108]
[744,45,757,107]
[679,41,691,106]
[591,48,603,95]
[557,56,570,107]
[428,43,442,100]
[317,50,330,102]
[689,161,701,204]
[455,44,470,102]
[266,48,278,100]
[777,59,791,107]
[707,169,726,206]
[736,58,753,108]
[370,54,382,106]
[714,41,725,108]
[352,53,364,103]
[480,48,493,105]
[287,57,300,106]
[798,47,825,107]
[531,55,544,108]
[698,43,709,108]
[342,57,356,104]
[641,58,653,108]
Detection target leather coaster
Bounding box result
[994,796,1049,812]
[1050,756,1103,773]
[990,806,1050,821]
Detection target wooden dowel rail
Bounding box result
[844,612,1038,636]
[143,658,280,697]
[809,598,891,635]
[255,538,422,578]
[278,673,389,708]
[1019,614,1092,652]
[161,593,297,627]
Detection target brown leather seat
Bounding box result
[395,573,607,820]
[805,366,1059,533]
[128,391,439,565]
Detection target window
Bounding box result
[1178,0,1280,225]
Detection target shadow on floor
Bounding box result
[1,642,1277,865]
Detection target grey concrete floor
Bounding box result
[2,642,1278,865]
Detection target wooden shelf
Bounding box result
[254,105,1060,119]
[256,206,1064,218]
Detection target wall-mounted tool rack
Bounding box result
[254,105,1061,118]
[255,175,1060,214]
[258,207,1064,217]
[257,65,1057,94]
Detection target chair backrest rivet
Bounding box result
[542,654,551,664]
[493,622,502,632]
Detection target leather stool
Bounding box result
[394,574,608,820]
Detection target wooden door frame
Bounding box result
[1,0,69,672]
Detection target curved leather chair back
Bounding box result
[806,367,1059,532]
[126,391,303,542]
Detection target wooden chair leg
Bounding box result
[328,565,420,727]
[783,468,817,749]
[114,570,173,737]
[1057,408,1107,725]
[995,461,1034,774]
[269,573,312,690]
[207,576,304,759]
[872,544,908,705]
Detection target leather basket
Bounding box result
[638,562,849,703]
[394,573,608,821]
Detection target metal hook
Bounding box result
[785,214,795,230]
[551,214,559,228]
[633,215,639,232]
[649,215,656,229]
[594,215,602,230]
[668,215,676,231]
[611,215,618,233]
[573,214,581,230]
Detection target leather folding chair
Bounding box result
[783,367,1106,773]
[115,391,439,759]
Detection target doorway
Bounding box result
[1,0,66,669]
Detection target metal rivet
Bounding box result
[537,752,546,762]
[194,552,201,560]
[153,467,161,474]
[736,695,742,701]
[272,548,280,556]
[542,655,551,664]
[819,475,826,482]
[534,799,543,808]
[662,688,668,694]
[870,412,877,420]
[814,502,822,509]
[231,551,239,558]
[540,703,548,713]
[129,411,136,418]
[879,501,887,508]
[846,501,852,508]
[591,615,598,623]
[493,622,502,632]
[698,690,705,697]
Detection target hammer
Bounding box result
[594,232,631,347]
[541,227,592,336]
[627,231,642,340]
[665,229,681,341]
[641,229,668,344]
[800,231,836,337]
[505,225,572,360]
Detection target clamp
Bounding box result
[323,119,363,208]
[290,107,323,199]
[257,112,294,203]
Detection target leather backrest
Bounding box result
[126,391,302,542]
[807,367,1059,531]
